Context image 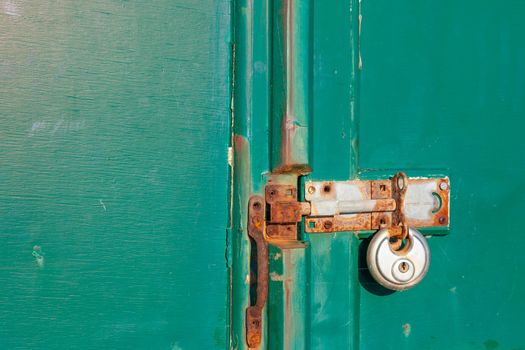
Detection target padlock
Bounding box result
[366,227,430,291]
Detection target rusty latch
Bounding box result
[257,172,450,239]
[304,173,450,233]
[245,173,450,347]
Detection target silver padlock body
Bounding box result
[367,227,430,291]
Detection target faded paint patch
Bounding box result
[28,121,47,136]
[32,246,44,268]
[270,272,285,282]
[28,119,87,137]
[171,343,183,350]
[227,146,233,167]
[402,323,411,337]
[99,199,107,211]
[2,1,20,16]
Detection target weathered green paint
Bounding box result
[3,0,525,349]
[304,1,361,348]
[231,0,361,348]
[0,1,231,349]
[230,0,271,348]
[358,1,525,349]
[270,0,311,173]
[232,0,525,349]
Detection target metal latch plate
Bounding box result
[304,177,449,233]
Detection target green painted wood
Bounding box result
[0,1,231,349]
[304,0,361,348]
[231,1,361,349]
[358,1,525,349]
[232,0,525,349]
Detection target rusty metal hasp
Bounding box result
[245,172,450,346]
[304,173,449,234]
[257,172,449,241]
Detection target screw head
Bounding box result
[439,182,448,191]
[308,186,316,194]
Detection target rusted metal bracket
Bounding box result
[246,196,268,348]
[265,185,310,242]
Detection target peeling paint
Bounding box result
[402,323,411,338]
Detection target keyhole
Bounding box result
[399,261,409,273]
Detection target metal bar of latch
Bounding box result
[304,175,450,233]
[336,198,396,215]
[246,196,268,348]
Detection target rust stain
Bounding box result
[233,134,248,157]
[267,224,297,240]
[265,184,296,204]
[270,202,303,223]
[318,181,336,200]
[272,0,311,176]
[305,214,371,233]
[371,179,392,199]
[371,212,393,229]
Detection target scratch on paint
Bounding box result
[270,272,285,282]
[402,323,411,337]
[28,121,47,137]
[32,246,44,268]
[3,1,20,16]
[171,343,183,350]
[99,199,107,211]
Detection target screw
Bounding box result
[439,216,447,224]
[308,186,316,194]
[323,220,333,230]
[439,182,448,191]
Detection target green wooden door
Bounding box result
[0,1,231,349]
[358,1,525,349]
[230,0,525,349]
[2,0,525,349]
